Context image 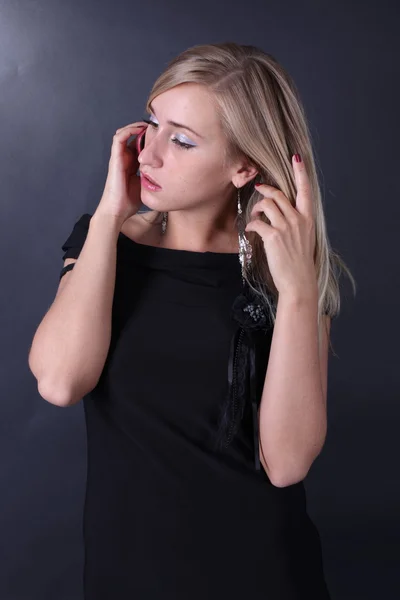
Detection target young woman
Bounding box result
[29,42,355,599]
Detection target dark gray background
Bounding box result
[1,0,399,598]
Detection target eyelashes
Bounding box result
[142,118,195,150]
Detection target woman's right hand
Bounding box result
[95,122,149,225]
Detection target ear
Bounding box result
[232,161,259,188]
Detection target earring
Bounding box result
[161,211,168,234]
[236,185,253,280]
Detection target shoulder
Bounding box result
[61,213,92,259]
[61,209,162,256]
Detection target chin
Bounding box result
[139,193,166,213]
[140,191,160,205]
[141,190,179,208]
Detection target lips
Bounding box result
[141,172,161,187]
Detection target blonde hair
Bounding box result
[140,42,356,353]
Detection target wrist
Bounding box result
[92,210,126,231]
[278,287,318,307]
[90,211,126,239]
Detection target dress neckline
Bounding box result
[118,230,241,270]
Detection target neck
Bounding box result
[159,202,239,253]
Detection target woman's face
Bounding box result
[138,82,249,214]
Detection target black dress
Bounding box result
[60,212,332,600]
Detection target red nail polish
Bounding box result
[295,153,302,163]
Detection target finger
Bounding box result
[248,198,286,229]
[115,122,148,134]
[292,154,313,219]
[133,127,146,154]
[111,124,148,157]
[252,186,296,221]
[245,217,273,237]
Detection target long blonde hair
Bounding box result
[141,42,356,353]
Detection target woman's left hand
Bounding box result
[245,154,317,299]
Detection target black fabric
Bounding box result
[59,262,76,280]
[60,213,332,600]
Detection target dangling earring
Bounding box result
[236,185,253,281]
[161,211,168,234]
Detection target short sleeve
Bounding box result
[61,213,92,261]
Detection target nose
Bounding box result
[137,129,163,167]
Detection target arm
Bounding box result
[28,212,123,407]
[258,291,330,487]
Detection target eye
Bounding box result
[172,138,195,150]
[143,117,157,128]
[142,117,195,151]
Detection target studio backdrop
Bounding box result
[0,0,399,599]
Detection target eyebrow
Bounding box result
[148,102,204,140]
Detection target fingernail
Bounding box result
[294,153,302,163]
